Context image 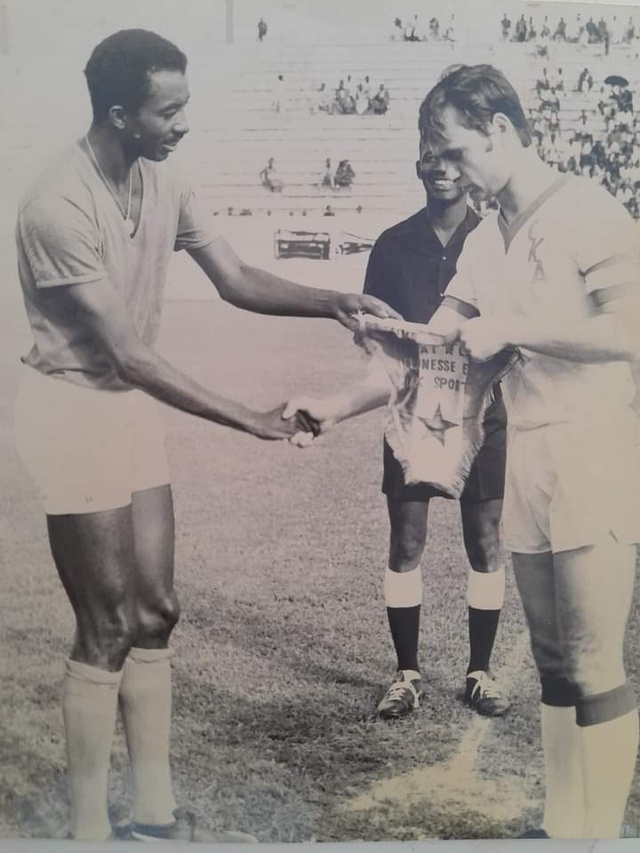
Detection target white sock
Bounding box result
[540,703,584,838]
[63,659,122,840]
[119,647,177,825]
[383,566,423,608]
[466,566,505,610]
[580,709,639,838]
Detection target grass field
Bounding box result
[2,263,640,843]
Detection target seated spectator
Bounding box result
[317,83,333,114]
[403,17,417,41]
[323,204,336,216]
[370,83,390,114]
[540,16,551,41]
[335,80,355,115]
[536,67,550,95]
[259,158,284,192]
[354,84,369,115]
[443,14,456,41]
[334,159,355,189]
[429,17,440,40]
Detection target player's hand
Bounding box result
[333,293,401,331]
[457,317,511,361]
[282,395,340,448]
[248,404,313,441]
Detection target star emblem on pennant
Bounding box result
[419,404,458,446]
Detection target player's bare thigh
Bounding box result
[513,543,636,692]
[554,540,636,694]
[47,505,138,671]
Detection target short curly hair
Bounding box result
[419,64,532,148]
[84,29,187,122]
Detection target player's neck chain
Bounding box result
[84,135,135,236]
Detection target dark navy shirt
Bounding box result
[363,206,480,322]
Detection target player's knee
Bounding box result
[136,591,180,644]
[464,525,501,572]
[564,654,627,697]
[389,531,425,571]
[75,605,136,670]
[529,633,564,678]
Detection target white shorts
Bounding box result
[14,369,170,515]
[503,414,640,554]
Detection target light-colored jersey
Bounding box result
[447,175,640,429]
[16,142,217,391]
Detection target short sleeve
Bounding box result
[174,186,218,252]
[17,195,106,289]
[363,238,389,300]
[443,239,479,316]
[568,183,640,296]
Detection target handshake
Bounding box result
[282,395,341,447]
[248,395,343,445]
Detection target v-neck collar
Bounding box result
[421,205,478,249]
[78,140,144,240]
[497,173,571,251]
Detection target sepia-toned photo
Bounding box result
[1,0,640,846]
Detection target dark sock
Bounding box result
[467,606,500,674]
[387,605,421,673]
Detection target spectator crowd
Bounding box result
[500,9,638,53]
[527,64,640,218]
[317,75,390,115]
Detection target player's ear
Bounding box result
[415,160,422,180]
[108,105,127,132]
[490,112,512,145]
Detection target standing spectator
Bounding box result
[577,68,593,93]
[257,18,268,42]
[554,17,567,41]
[320,158,333,189]
[624,17,636,44]
[501,13,511,41]
[429,16,440,40]
[514,14,527,42]
[527,17,537,41]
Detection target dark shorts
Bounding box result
[382,396,507,505]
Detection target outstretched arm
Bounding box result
[456,294,640,363]
[57,280,305,440]
[189,238,400,330]
[282,361,393,445]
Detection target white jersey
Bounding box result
[447,175,640,430]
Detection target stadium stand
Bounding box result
[185,37,640,219]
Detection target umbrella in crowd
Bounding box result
[604,74,629,87]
